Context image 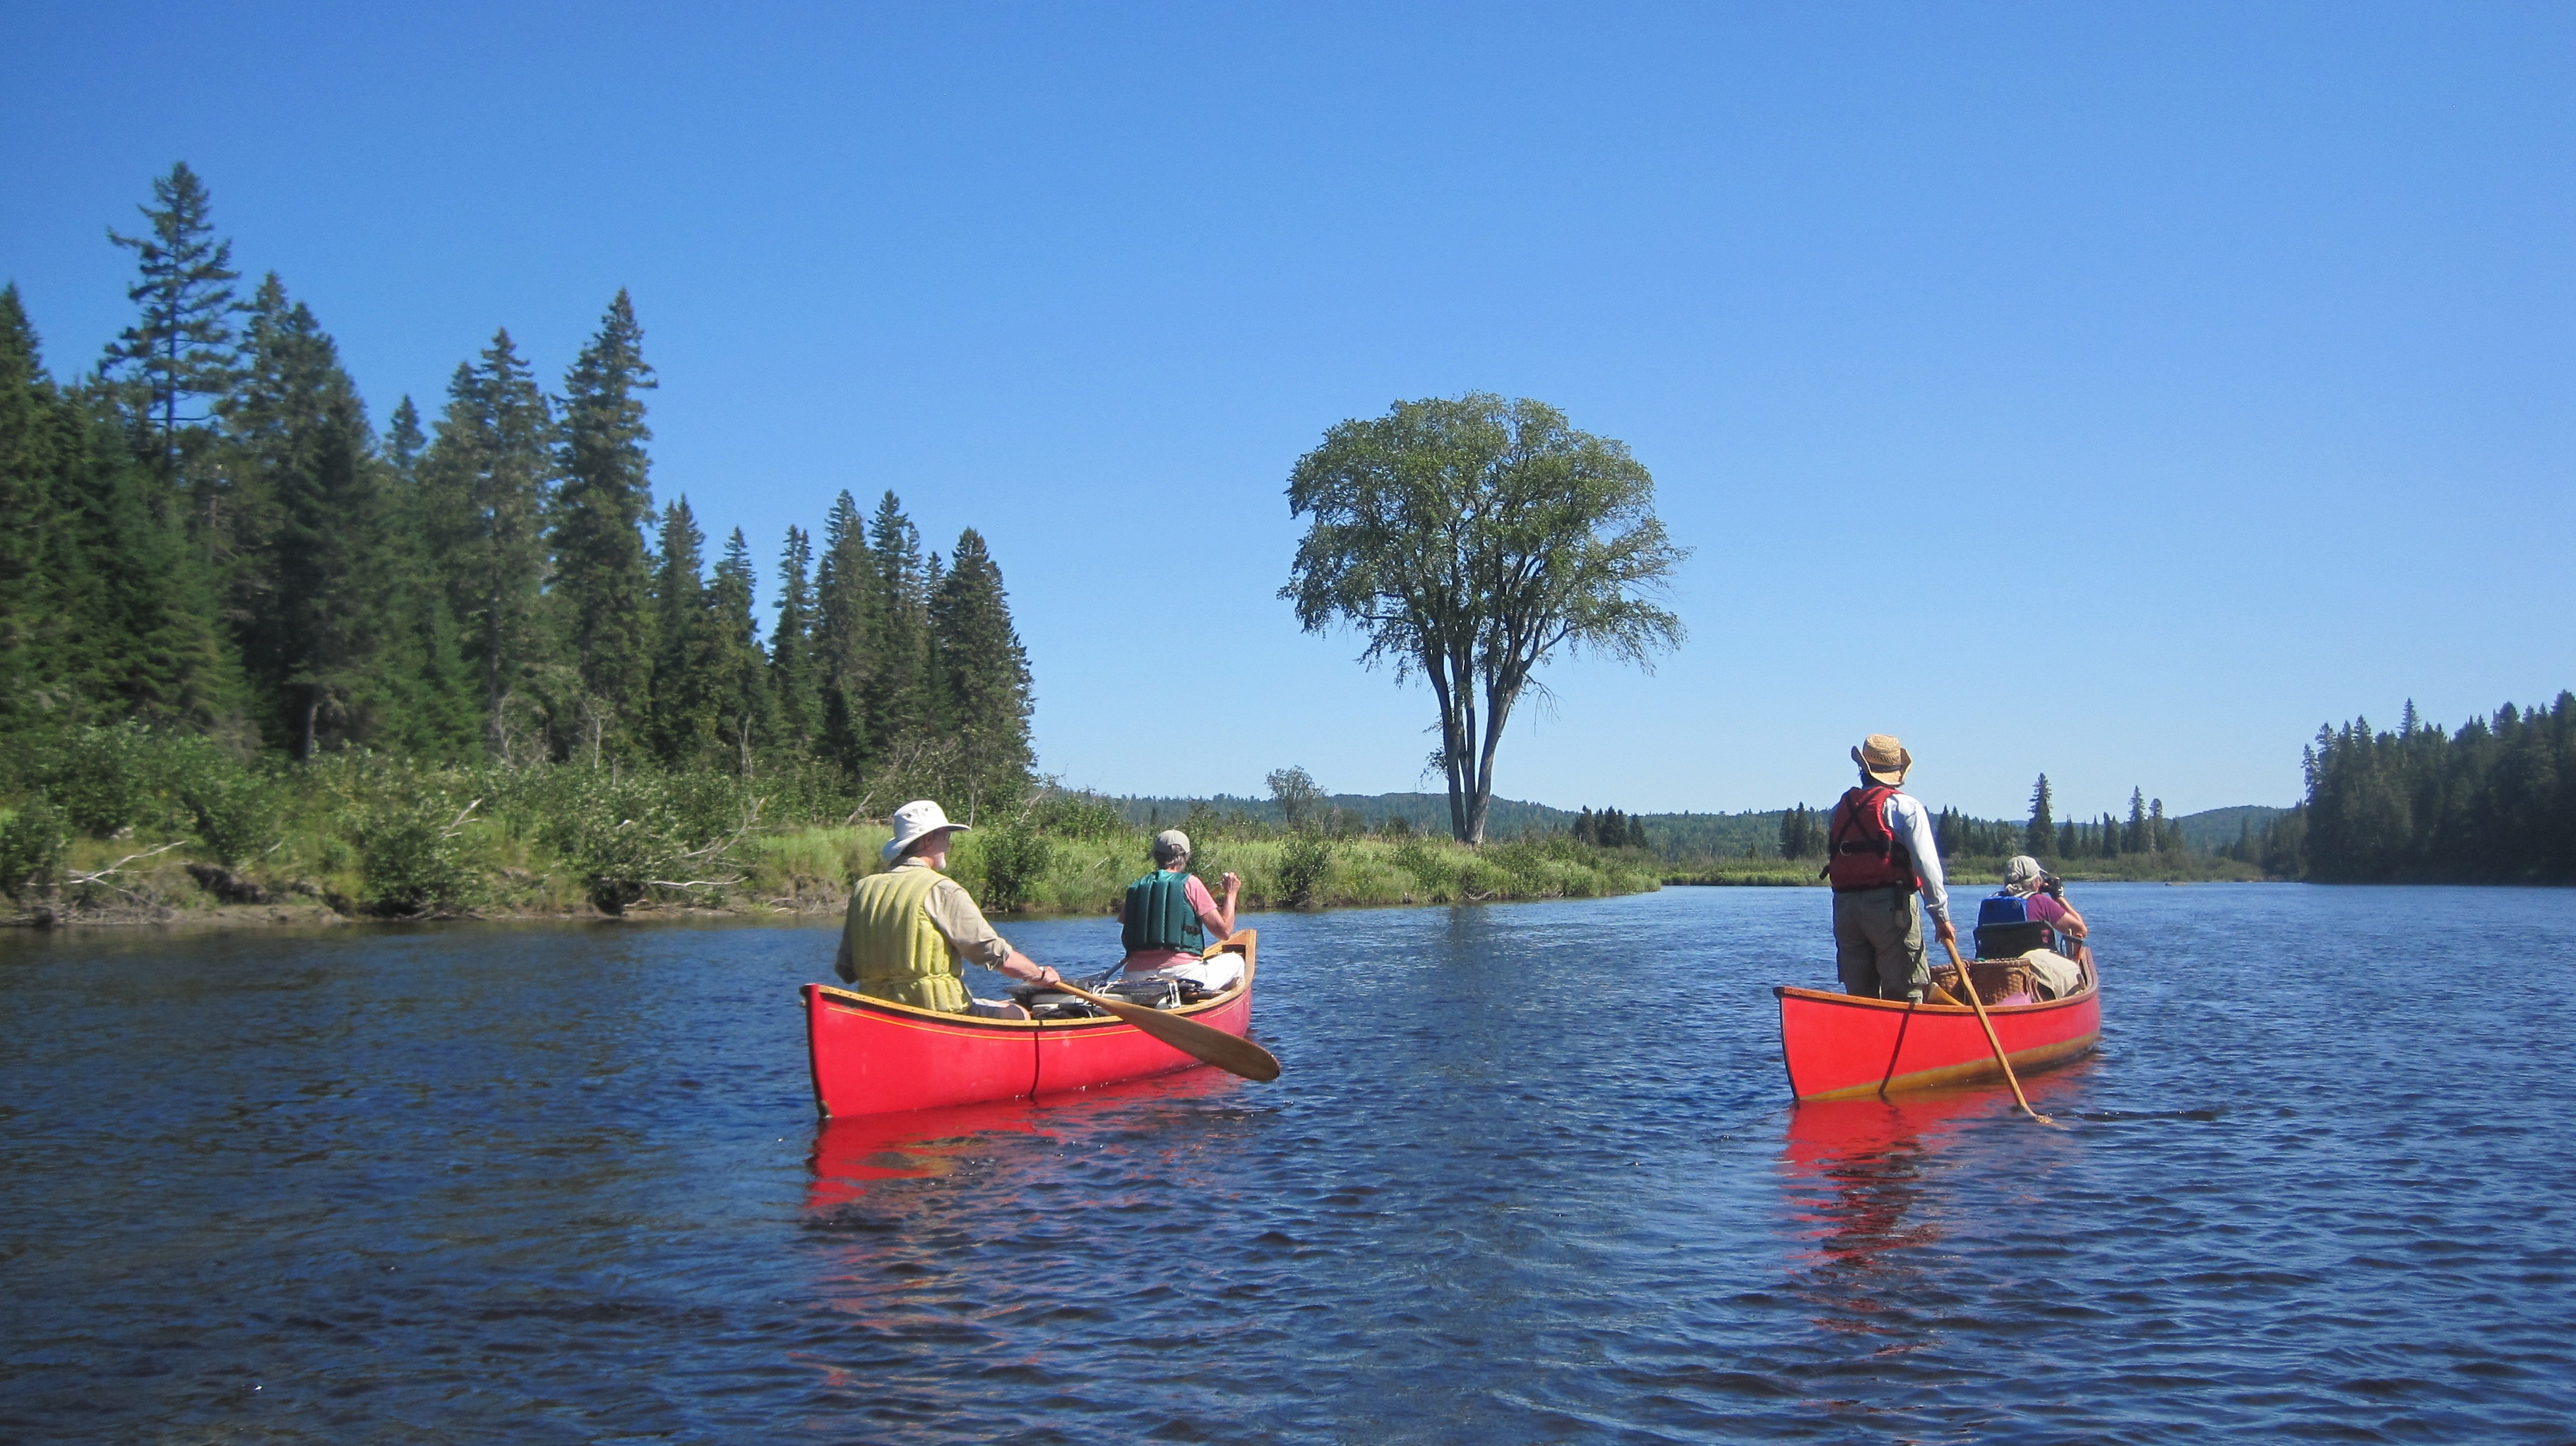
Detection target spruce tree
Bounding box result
[2025,774,2054,857]
[929,526,1033,816]
[553,291,657,756]
[2125,788,2147,854]
[770,525,819,751]
[864,491,932,753]
[811,490,872,772]
[647,498,715,764]
[224,273,381,755]
[102,162,241,494]
[710,528,775,773]
[421,329,559,757]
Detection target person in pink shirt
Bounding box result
[2002,854,2091,969]
[1120,830,1243,989]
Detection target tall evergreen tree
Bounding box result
[101,162,241,494]
[1,287,236,736]
[709,528,775,773]
[552,291,657,757]
[2125,788,2147,854]
[224,273,381,755]
[646,498,715,764]
[770,525,819,751]
[863,491,932,751]
[2025,773,2054,857]
[420,329,559,758]
[811,490,872,772]
[929,526,1033,818]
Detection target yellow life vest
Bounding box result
[840,864,969,1012]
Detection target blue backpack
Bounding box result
[1974,892,2056,960]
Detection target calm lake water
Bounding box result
[4,883,2572,1443]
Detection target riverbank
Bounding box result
[6,812,1664,930]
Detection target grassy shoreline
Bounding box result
[5,785,1667,931]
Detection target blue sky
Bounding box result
[6,3,2570,820]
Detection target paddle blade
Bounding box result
[1092,998,1282,1082]
[1041,979,1280,1082]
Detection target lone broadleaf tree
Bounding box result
[1282,394,1686,844]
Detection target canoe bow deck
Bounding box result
[802,932,1258,1117]
[1775,969,2099,1101]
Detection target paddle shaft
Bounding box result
[1940,936,2053,1124]
[1039,973,1282,1084]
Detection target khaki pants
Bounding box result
[1833,886,1928,1002]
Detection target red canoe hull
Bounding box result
[801,934,1258,1117]
[1775,976,2100,1101]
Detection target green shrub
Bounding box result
[973,827,1053,912]
[47,724,157,838]
[184,770,283,866]
[537,771,749,913]
[0,800,66,902]
[1030,791,1126,839]
[1276,835,1335,906]
[356,791,484,916]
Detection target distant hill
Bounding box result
[1099,791,2291,861]
[2171,804,2289,853]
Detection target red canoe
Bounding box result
[801,931,1258,1118]
[1775,960,2100,1101]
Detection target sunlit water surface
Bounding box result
[4,884,2572,1442]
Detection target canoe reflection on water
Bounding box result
[804,1063,1248,1213]
[1777,1068,2094,1339]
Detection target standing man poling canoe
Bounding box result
[1823,734,1955,1005]
[834,799,1068,1019]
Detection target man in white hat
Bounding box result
[833,799,1065,1016]
[1118,830,1244,990]
[1822,734,1953,1003]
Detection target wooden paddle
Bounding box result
[1038,972,1282,1083]
[1940,936,2053,1124]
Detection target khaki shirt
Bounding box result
[885,856,1015,970]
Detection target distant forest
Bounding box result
[1109,787,2274,868]
[2275,695,2576,883]
[0,165,1033,811]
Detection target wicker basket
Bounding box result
[1932,960,2035,1005]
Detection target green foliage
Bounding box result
[0,799,66,901]
[1274,835,1336,905]
[1030,791,1125,839]
[184,768,281,866]
[532,770,747,913]
[2298,693,2576,882]
[354,789,482,916]
[965,827,1052,913]
[1282,393,1687,843]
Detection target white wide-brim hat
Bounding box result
[883,799,969,864]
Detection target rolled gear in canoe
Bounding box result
[1775,957,2099,1101]
[802,932,1259,1118]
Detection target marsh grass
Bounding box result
[0,727,1662,922]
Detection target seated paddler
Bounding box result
[1978,854,2091,998]
[835,799,1066,1018]
[1119,830,1244,992]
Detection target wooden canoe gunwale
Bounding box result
[809,955,1253,1032]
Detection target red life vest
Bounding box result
[1824,784,1918,892]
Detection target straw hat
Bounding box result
[1852,734,1912,785]
[883,799,970,864]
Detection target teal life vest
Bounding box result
[1122,870,1205,955]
